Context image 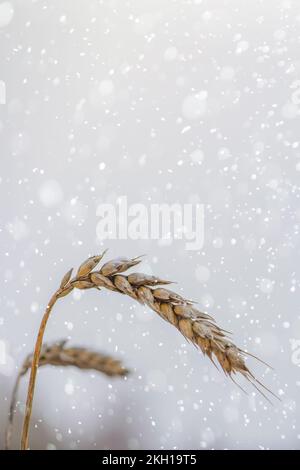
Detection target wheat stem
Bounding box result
[20,291,61,450]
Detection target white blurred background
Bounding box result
[0,0,299,449]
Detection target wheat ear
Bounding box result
[6,339,128,450]
[21,251,275,449]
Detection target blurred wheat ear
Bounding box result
[20,251,277,450]
[5,339,129,450]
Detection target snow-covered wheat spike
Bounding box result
[21,251,277,450]
[70,253,276,400]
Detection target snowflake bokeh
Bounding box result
[0,0,299,450]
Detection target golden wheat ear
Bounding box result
[90,255,277,400]
[5,341,129,450]
[20,252,278,450]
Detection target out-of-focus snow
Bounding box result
[0,0,299,451]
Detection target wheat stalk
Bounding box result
[5,339,128,450]
[21,251,275,449]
